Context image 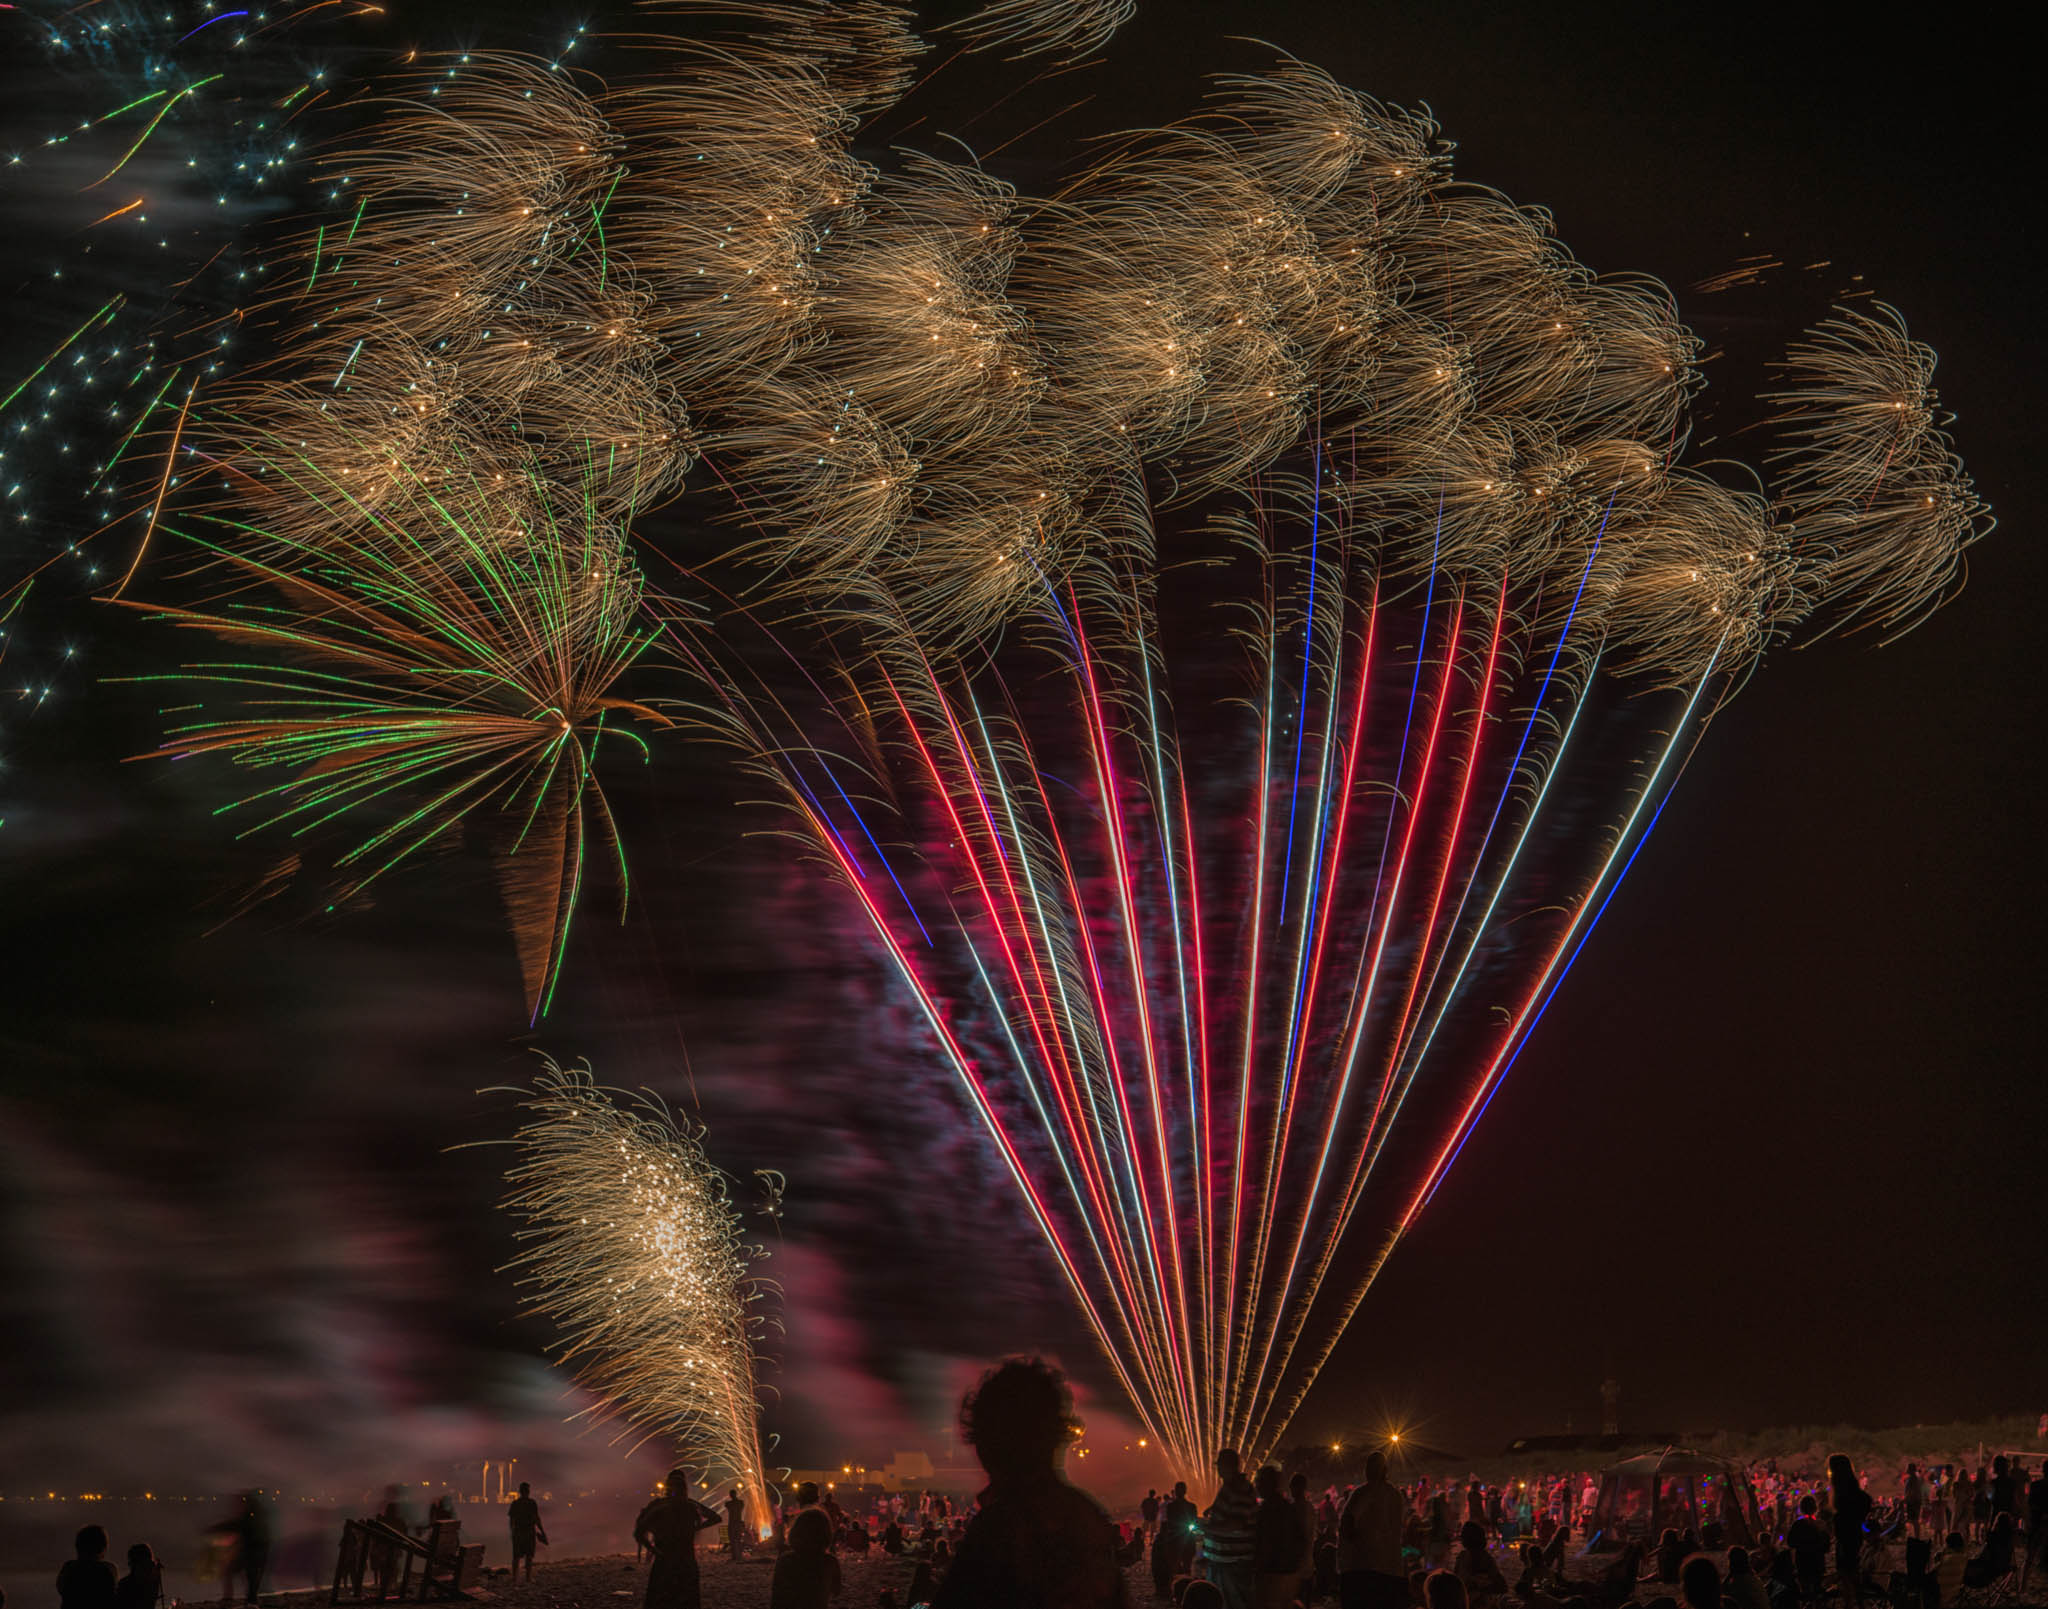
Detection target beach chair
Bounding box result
[417,1521,486,1600]
[1949,1563,2019,1609]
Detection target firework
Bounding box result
[125,437,666,1019]
[130,19,1987,1468]
[942,0,1137,62]
[497,1060,777,1533]
[0,0,386,721]
[1765,303,1988,638]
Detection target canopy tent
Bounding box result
[1584,1449,1761,1551]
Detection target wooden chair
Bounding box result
[331,1516,483,1604]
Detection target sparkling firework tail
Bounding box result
[494,1062,778,1534]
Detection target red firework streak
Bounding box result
[713,475,1725,1482]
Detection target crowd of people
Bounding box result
[42,1376,2048,1609]
[611,1361,2048,1609]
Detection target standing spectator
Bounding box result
[1252,1466,1306,1609]
[2023,1462,2048,1590]
[723,1489,746,1561]
[216,1491,271,1605]
[1787,1497,1827,1601]
[1335,1457,1400,1604]
[633,1467,723,1609]
[1904,1466,1926,1536]
[508,1481,548,1583]
[1288,1473,1317,1602]
[1155,1481,1199,1600]
[1142,1490,1160,1539]
[1427,1485,1453,1568]
[931,1356,1127,1609]
[1201,1450,1258,1609]
[1828,1457,1872,1609]
[58,1527,118,1609]
[1989,1458,2020,1524]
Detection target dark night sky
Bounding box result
[3,0,2042,1496]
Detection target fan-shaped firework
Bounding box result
[134,7,1987,1470]
[126,438,667,1018]
[497,1060,778,1534]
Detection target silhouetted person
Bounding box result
[1144,1491,1161,1537]
[2026,1463,2048,1590]
[1988,1458,2018,1523]
[907,1561,937,1605]
[1425,1567,1470,1609]
[1934,1532,1969,1604]
[724,1489,745,1561]
[1455,1522,1506,1602]
[1679,1556,1720,1609]
[1653,1530,1685,1585]
[770,1508,841,1609]
[59,1527,118,1609]
[1428,1490,1454,1568]
[633,1466,722,1609]
[216,1492,270,1605]
[1725,1548,1768,1609]
[1828,1456,1872,1608]
[114,1544,163,1609]
[508,1482,547,1583]
[371,1485,409,1598]
[1155,1480,1198,1599]
[1787,1497,1826,1601]
[1202,1448,1258,1609]
[1339,1451,1408,1609]
[1896,1536,1933,1609]
[932,1356,1126,1609]
[1904,1466,1926,1535]
[1253,1465,1306,1608]
[1289,1474,1317,1598]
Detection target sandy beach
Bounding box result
[233,1543,2048,1609]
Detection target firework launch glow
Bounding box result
[495,1060,778,1532]
[103,0,1989,1480]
